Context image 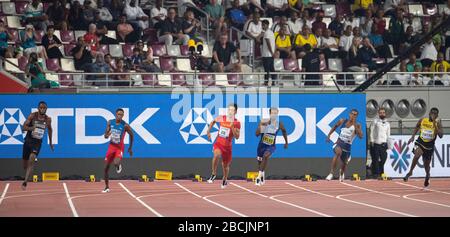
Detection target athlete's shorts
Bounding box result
[414,141,434,161]
[22,139,42,160]
[257,143,276,160]
[105,145,124,164]
[213,143,232,165]
[333,139,352,164]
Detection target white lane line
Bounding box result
[341,182,400,197]
[175,182,247,217]
[63,183,79,217]
[119,182,163,217]
[0,183,10,206]
[230,182,331,217]
[286,182,417,217]
[403,193,450,208]
[395,182,450,195]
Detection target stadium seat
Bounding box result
[159,57,174,71]
[151,44,166,56]
[214,74,228,86]
[171,74,186,86]
[227,74,240,85]
[6,16,22,29]
[201,44,211,57]
[167,45,181,57]
[143,28,158,44]
[336,1,351,17]
[15,1,27,14]
[59,74,74,86]
[64,44,76,57]
[328,58,343,71]
[7,29,19,44]
[180,45,190,56]
[34,30,44,44]
[283,58,299,71]
[2,2,16,15]
[199,74,215,86]
[97,44,109,55]
[297,59,303,69]
[5,58,23,73]
[142,74,159,86]
[323,17,332,28]
[408,4,424,16]
[18,56,28,71]
[242,74,257,86]
[274,58,284,71]
[45,73,59,84]
[45,58,61,72]
[60,58,76,71]
[322,4,336,18]
[175,58,193,72]
[106,30,117,40]
[130,74,143,86]
[122,44,135,58]
[425,3,438,15]
[109,44,123,58]
[157,74,171,86]
[53,30,61,41]
[60,30,75,43]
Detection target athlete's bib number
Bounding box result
[219,127,230,138]
[421,129,434,141]
[339,129,353,143]
[31,127,45,139]
[110,130,121,144]
[262,134,275,145]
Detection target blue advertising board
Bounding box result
[0,93,366,158]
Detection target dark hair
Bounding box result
[47,25,55,31]
[116,108,124,113]
[269,107,278,113]
[430,107,439,114]
[38,101,47,106]
[378,107,386,112]
[229,103,238,112]
[351,108,359,114]
[304,44,312,52]
[262,20,270,26]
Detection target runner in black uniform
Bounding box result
[21,101,54,190]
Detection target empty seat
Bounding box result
[157,74,171,86]
[7,29,19,44]
[74,31,86,40]
[322,4,336,18]
[171,74,186,86]
[176,58,192,71]
[144,28,158,44]
[64,44,76,57]
[60,30,75,43]
[227,74,240,85]
[59,74,74,86]
[109,44,123,58]
[199,74,215,86]
[151,44,166,56]
[425,4,438,15]
[201,44,211,57]
[408,4,424,16]
[180,45,190,56]
[4,58,23,73]
[141,74,158,86]
[122,44,135,58]
[60,58,76,71]
[283,58,299,71]
[15,1,28,14]
[97,44,109,55]
[2,2,16,15]
[6,16,22,29]
[274,58,284,71]
[328,58,343,71]
[45,58,61,71]
[167,45,181,57]
[34,30,45,44]
[106,30,117,40]
[159,57,174,71]
[214,74,228,86]
[18,56,28,71]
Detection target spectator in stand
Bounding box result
[84,24,100,52]
[117,14,141,43]
[383,0,406,17]
[96,0,113,23]
[347,37,369,72]
[368,24,391,58]
[204,0,226,37]
[420,38,438,69]
[431,52,450,73]
[24,0,49,32]
[139,49,162,73]
[245,12,263,44]
[26,52,53,89]
[21,25,48,59]
[272,16,292,36]
[360,8,373,37]
[357,37,378,71]
[288,11,304,36]
[69,1,86,30]
[109,0,125,21]
[302,44,321,86]
[124,0,149,30]
[0,20,14,58]
[344,13,360,30]
[266,0,289,17]
[104,53,117,71]
[288,0,303,13]
[328,14,344,38]
[400,26,418,54]
[228,0,247,31]
[46,0,69,31]
[159,8,190,47]
[406,53,422,72]
[113,58,131,87]
[182,9,203,42]
[135,40,147,58]
[351,0,373,17]
[432,64,450,86]
[82,0,96,27]
[387,8,405,55]
[261,19,277,86]
[71,36,95,71]
[93,11,119,44]
[373,9,386,36]
[314,28,323,50]
[338,25,354,59]
[151,0,167,29]
[320,28,339,59]
[275,25,295,59]
[42,25,63,59]
[129,47,144,70]
[212,33,242,72]
[294,25,317,50]
[311,12,327,35]
[89,52,110,86]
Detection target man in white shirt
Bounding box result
[369,108,391,178]
[339,25,354,52]
[266,0,288,17]
[246,12,263,43]
[321,28,339,58]
[261,20,276,86]
[124,0,149,30]
[97,0,113,22]
[420,38,438,68]
[151,0,167,28]
[288,11,303,35]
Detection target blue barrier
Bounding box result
[0,93,366,158]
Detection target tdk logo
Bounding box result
[0,108,27,145]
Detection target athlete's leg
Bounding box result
[222,161,230,182]
[327,146,342,179]
[104,162,111,189]
[212,149,221,176]
[404,146,424,181]
[259,151,272,172]
[24,153,36,184]
[423,155,431,187]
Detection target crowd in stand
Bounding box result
[0,0,449,89]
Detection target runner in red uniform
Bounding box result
[102,108,134,193]
[207,104,241,188]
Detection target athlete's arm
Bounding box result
[326,118,344,142]
[47,117,54,151]
[408,118,422,144]
[104,120,111,138]
[231,123,240,140]
[125,124,134,156]
[207,119,217,141]
[255,119,268,137]
[355,123,363,139]
[435,118,443,139]
[280,121,288,149]
[22,114,35,132]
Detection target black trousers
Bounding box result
[371,143,388,176]
[262,57,276,85]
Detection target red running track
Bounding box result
[0,179,449,217]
